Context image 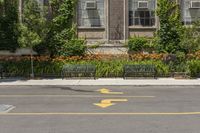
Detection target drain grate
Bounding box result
[0,104,15,113]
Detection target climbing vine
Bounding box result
[156,0,183,53]
[44,0,83,56]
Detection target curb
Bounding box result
[0,78,200,86]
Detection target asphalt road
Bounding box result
[0,85,200,133]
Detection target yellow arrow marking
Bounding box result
[94,99,128,108]
[98,88,123,95]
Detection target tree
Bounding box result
[156,0,183,53]
[0,0,19,51]
[18,0,47,77]
[45,0,78,56]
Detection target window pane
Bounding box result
[181,0,200,25]
[145,11,150,17]
[78,0,104,27]
[135,18,139,25]
[139,11,145,18]
[141,19,145,25]
[135,11,139,17]
[129,11,133,26]
[145,19,150,26]
[129,0,156,27]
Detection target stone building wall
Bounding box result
[77,0,200,41]
[108,0,124,40]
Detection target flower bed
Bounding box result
[0,54,199,78]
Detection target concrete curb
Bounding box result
[0,78,200,86]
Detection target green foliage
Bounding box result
[45,0,78,56]
[156,0,183,53]
[128,37,157,53]
[164,52,187,73]
[186,60,200,77]
[59,39,87,56]
[180,21,200,54]
[175,51,186,63]
[3,58,200,78]
[18,0,47,49]
[18,24,42,48]
[1,59,64,77]
[2,59,170,78]
[128,37,148,52]
[0,0,19,51]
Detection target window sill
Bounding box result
[129,26,157,30]
[78,27,105,30]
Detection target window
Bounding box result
[181,0,200,25]
[37,0,46,5]
[78,0,104,27]
[190,1,200,9]
[129,0,156,27]
[43,0,49,5]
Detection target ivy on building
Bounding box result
[44,0,81,56]
[156,0,183,53]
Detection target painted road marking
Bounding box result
[94,99,128,108]
[97,88,123,95]
[1,112,200,116]
[0,105,15,113]
[0,95,155,98]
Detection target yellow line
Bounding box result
[0,95,155,98]
[0,112,200,116]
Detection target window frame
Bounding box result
[128,0,157,28]
[77,0,106,28]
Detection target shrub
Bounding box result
[59,39,87,56]
[180,21,200,54]
[187,50,200,60]
[128,37,148,52]
[1,60,31,77]
[186,60,200,77]
[175,51,186,62]
[1,58,170,78]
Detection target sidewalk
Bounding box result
[0,78,199,86]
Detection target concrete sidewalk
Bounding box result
[0,78,199,86]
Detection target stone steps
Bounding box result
[87,41,128,54]
[86,40,128,54]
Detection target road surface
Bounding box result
[0,85,200,133]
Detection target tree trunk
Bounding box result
[18,0,22,23]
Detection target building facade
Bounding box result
[76,0,200,41]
